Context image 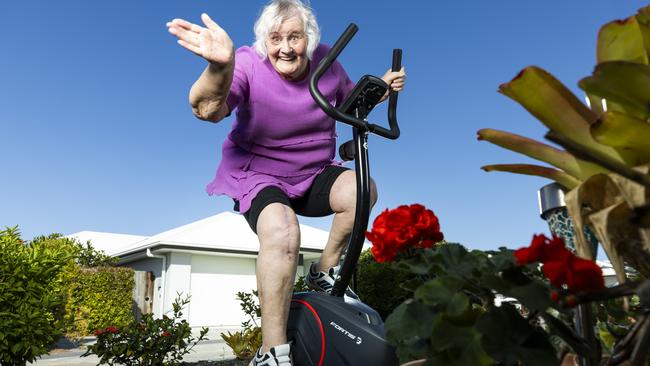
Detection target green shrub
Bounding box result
[356,248,420,320]
[0,227,74,365]
[27,233,116,338]
[65,266,135,337]
[222,278,307,360]
[83,294,208,366]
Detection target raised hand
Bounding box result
[167,13,234,66]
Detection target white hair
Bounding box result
[253,0,320,60]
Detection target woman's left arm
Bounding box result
[379,67,406,103]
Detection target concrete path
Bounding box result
[29,330,239,365]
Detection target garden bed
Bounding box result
[182,360,250,366]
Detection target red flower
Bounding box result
[513,234,546,265]
[542,260,570,288]
[514,234,572,265]
[543,236,573,263]
[366,204,444,263]
[514,234,605,294]
[93,329,104,336]
[566,257,604,293]
[104,326,119,334]
[162,331,171,337]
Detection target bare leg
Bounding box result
[317,170,378,272]
[255,203,301,352]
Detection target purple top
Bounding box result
[206,44,355,213]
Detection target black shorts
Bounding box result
[233,165,349,233]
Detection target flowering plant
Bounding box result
[366,204,649,366]
[83,294,208,366]
[366,204,444,262]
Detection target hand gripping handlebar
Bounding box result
[309,23,401,139]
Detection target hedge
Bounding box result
[64,266,135,337]
[355,249,418,320]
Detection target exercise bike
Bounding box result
[286,23,402,366]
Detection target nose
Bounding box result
[279,38,293,54]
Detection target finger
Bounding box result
[171,18,202,33]
[202,13,224,32]
[178,39,203,56]
[171,18,196,30]
[168,26,201,47]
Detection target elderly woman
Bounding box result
[167,1,405,365]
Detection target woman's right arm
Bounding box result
[167,13,235,123]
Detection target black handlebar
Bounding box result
[309,23,401,139]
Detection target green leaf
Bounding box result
[415,277,468,316]
[429,316,492,366]
[394,250,435,276]
[484,247,517,272]
[597,16,649,64]
[386,300,437,341]
[499,66,625,164]
[482,267,555,313]
[481,164,581,189]
[477,128,606,181]
[432,244,480,279]
[385,299,437,362]
[591,111,650,161]
[476,304,559,366]
[579,61,650,120]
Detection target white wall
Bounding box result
[189,255,257,327]
[164,252,192,320]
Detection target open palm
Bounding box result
[167,13,233,65]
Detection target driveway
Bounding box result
[30,337,237,366]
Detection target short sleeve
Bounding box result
[226,47,254,112]
[333,60,355,106]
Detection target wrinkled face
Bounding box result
[266,17,309,81]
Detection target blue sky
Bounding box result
[1,1,647,253]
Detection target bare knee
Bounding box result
[256,203,301,261]
[330,171,379,213]
[369,177,378,208]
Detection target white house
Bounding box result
[68,212,330,329]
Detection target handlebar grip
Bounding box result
[383,48,402,139]
[392,49,402,72]
[326,24,358,66]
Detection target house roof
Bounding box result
[67,231,148,256]
[69,212,333,259]
[596,260,617,277]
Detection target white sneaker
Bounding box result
[249,343,292,366]
[306,262,359,299]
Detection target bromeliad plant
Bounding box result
[220,290,263,360]
[477,5,650,281]
[474,6,650,365]
[221,279,309,360]
[366,205,649,366]
[82,294,208,366]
